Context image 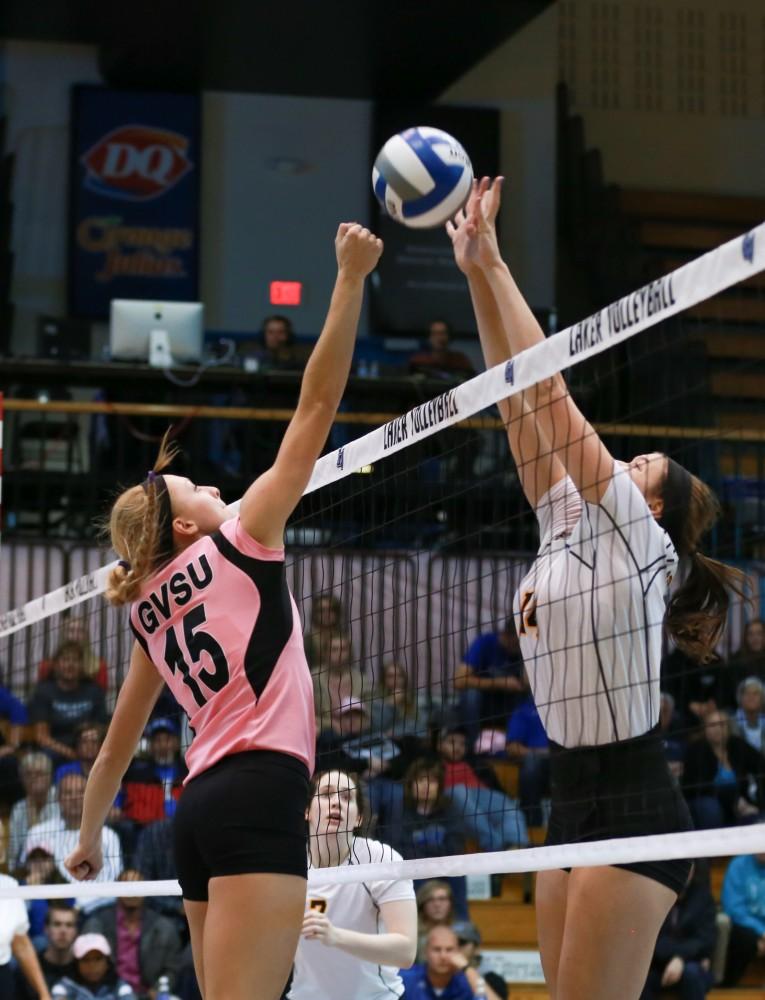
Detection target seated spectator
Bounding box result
[658,692,689,778]
[25,773,122,885]
[439,727,528,851]
[28,642,108,762]
[369,660,430,741]
[0,676,28,750]
[312,633,366,729]
[728,619,765,690]
[453,620,525,744]
[52,933,136,1000]
[17,839,71,939]
[123,718,186,826]
[453,920,507,1000]
[83,869,182,997]
[39,617,108,691]
[393,758,468,918]
[316,698,398,777]
[401,926,480,1000]
[0,872,50,1000]
[683,709,765,828]
[408,320,474,380]
[238,314,308,372]
[639,860,716,999]
[733,677,765,753]
[133,819,185,928]
[16,901,78,997]
[661,646,735,723]
[304,594,345,668]
[54,722,107,785]
[721,852,765,986]
[0,675,27,810]
[506,696,550,826]
[416,880,456,957]
[9,752,60,870]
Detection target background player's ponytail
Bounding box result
[104,431,179,607]
[665,473,748,662]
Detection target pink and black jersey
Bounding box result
[129,516,315,782]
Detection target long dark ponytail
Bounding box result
[665,473,749,662]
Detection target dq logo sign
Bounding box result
[81,125,193,202]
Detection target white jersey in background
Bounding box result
[514,464,677,748]
[289,837,415,1000]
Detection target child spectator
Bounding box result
[393,758,468,918]
[438,727,528,851]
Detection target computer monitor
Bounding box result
[109,300,204,365]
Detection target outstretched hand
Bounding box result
[336,223,383,280]
[446,176,504,274]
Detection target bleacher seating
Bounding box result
[468,855,765,996]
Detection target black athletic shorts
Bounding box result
[545,727,693,895]
[174,749,310,901]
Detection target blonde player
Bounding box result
[447,178,745,1000]
[64,223,383,1000]
[289,769,417,1000]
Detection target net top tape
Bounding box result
[0,824,763,900]
[1,221,763,638]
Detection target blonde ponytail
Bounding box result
[104,430,180,606]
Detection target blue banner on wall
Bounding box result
[69,86,200,318]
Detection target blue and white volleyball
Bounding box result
[372,126,473,229]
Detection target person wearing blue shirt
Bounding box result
[721,852,765,985]
[401,926,481,1000]
[453,621,525,744]
[0,682,26,809]
[506,697,550,826]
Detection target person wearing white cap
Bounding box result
[51,933,136,1000]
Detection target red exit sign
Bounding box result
[270,280,302,306]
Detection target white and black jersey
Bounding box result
[289,837,415,1000]
[514,464,677,748]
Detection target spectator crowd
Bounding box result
[1,591,764,998]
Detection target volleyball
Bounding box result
[372,126,473,229]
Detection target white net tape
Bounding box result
[1,826,763,899]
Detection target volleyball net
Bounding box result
[0,221,764,904]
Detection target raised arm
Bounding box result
[449,178,614,504]
[239,224,383,547]
[65,641,164,880]
[448,180,567,507]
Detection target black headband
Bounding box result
[658,458,692,556]
[141,471,175,567]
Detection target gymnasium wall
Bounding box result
[558,0,765,197]
[440,4,559,311]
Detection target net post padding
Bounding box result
[1,824,763,900]
[1,221,764,638]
